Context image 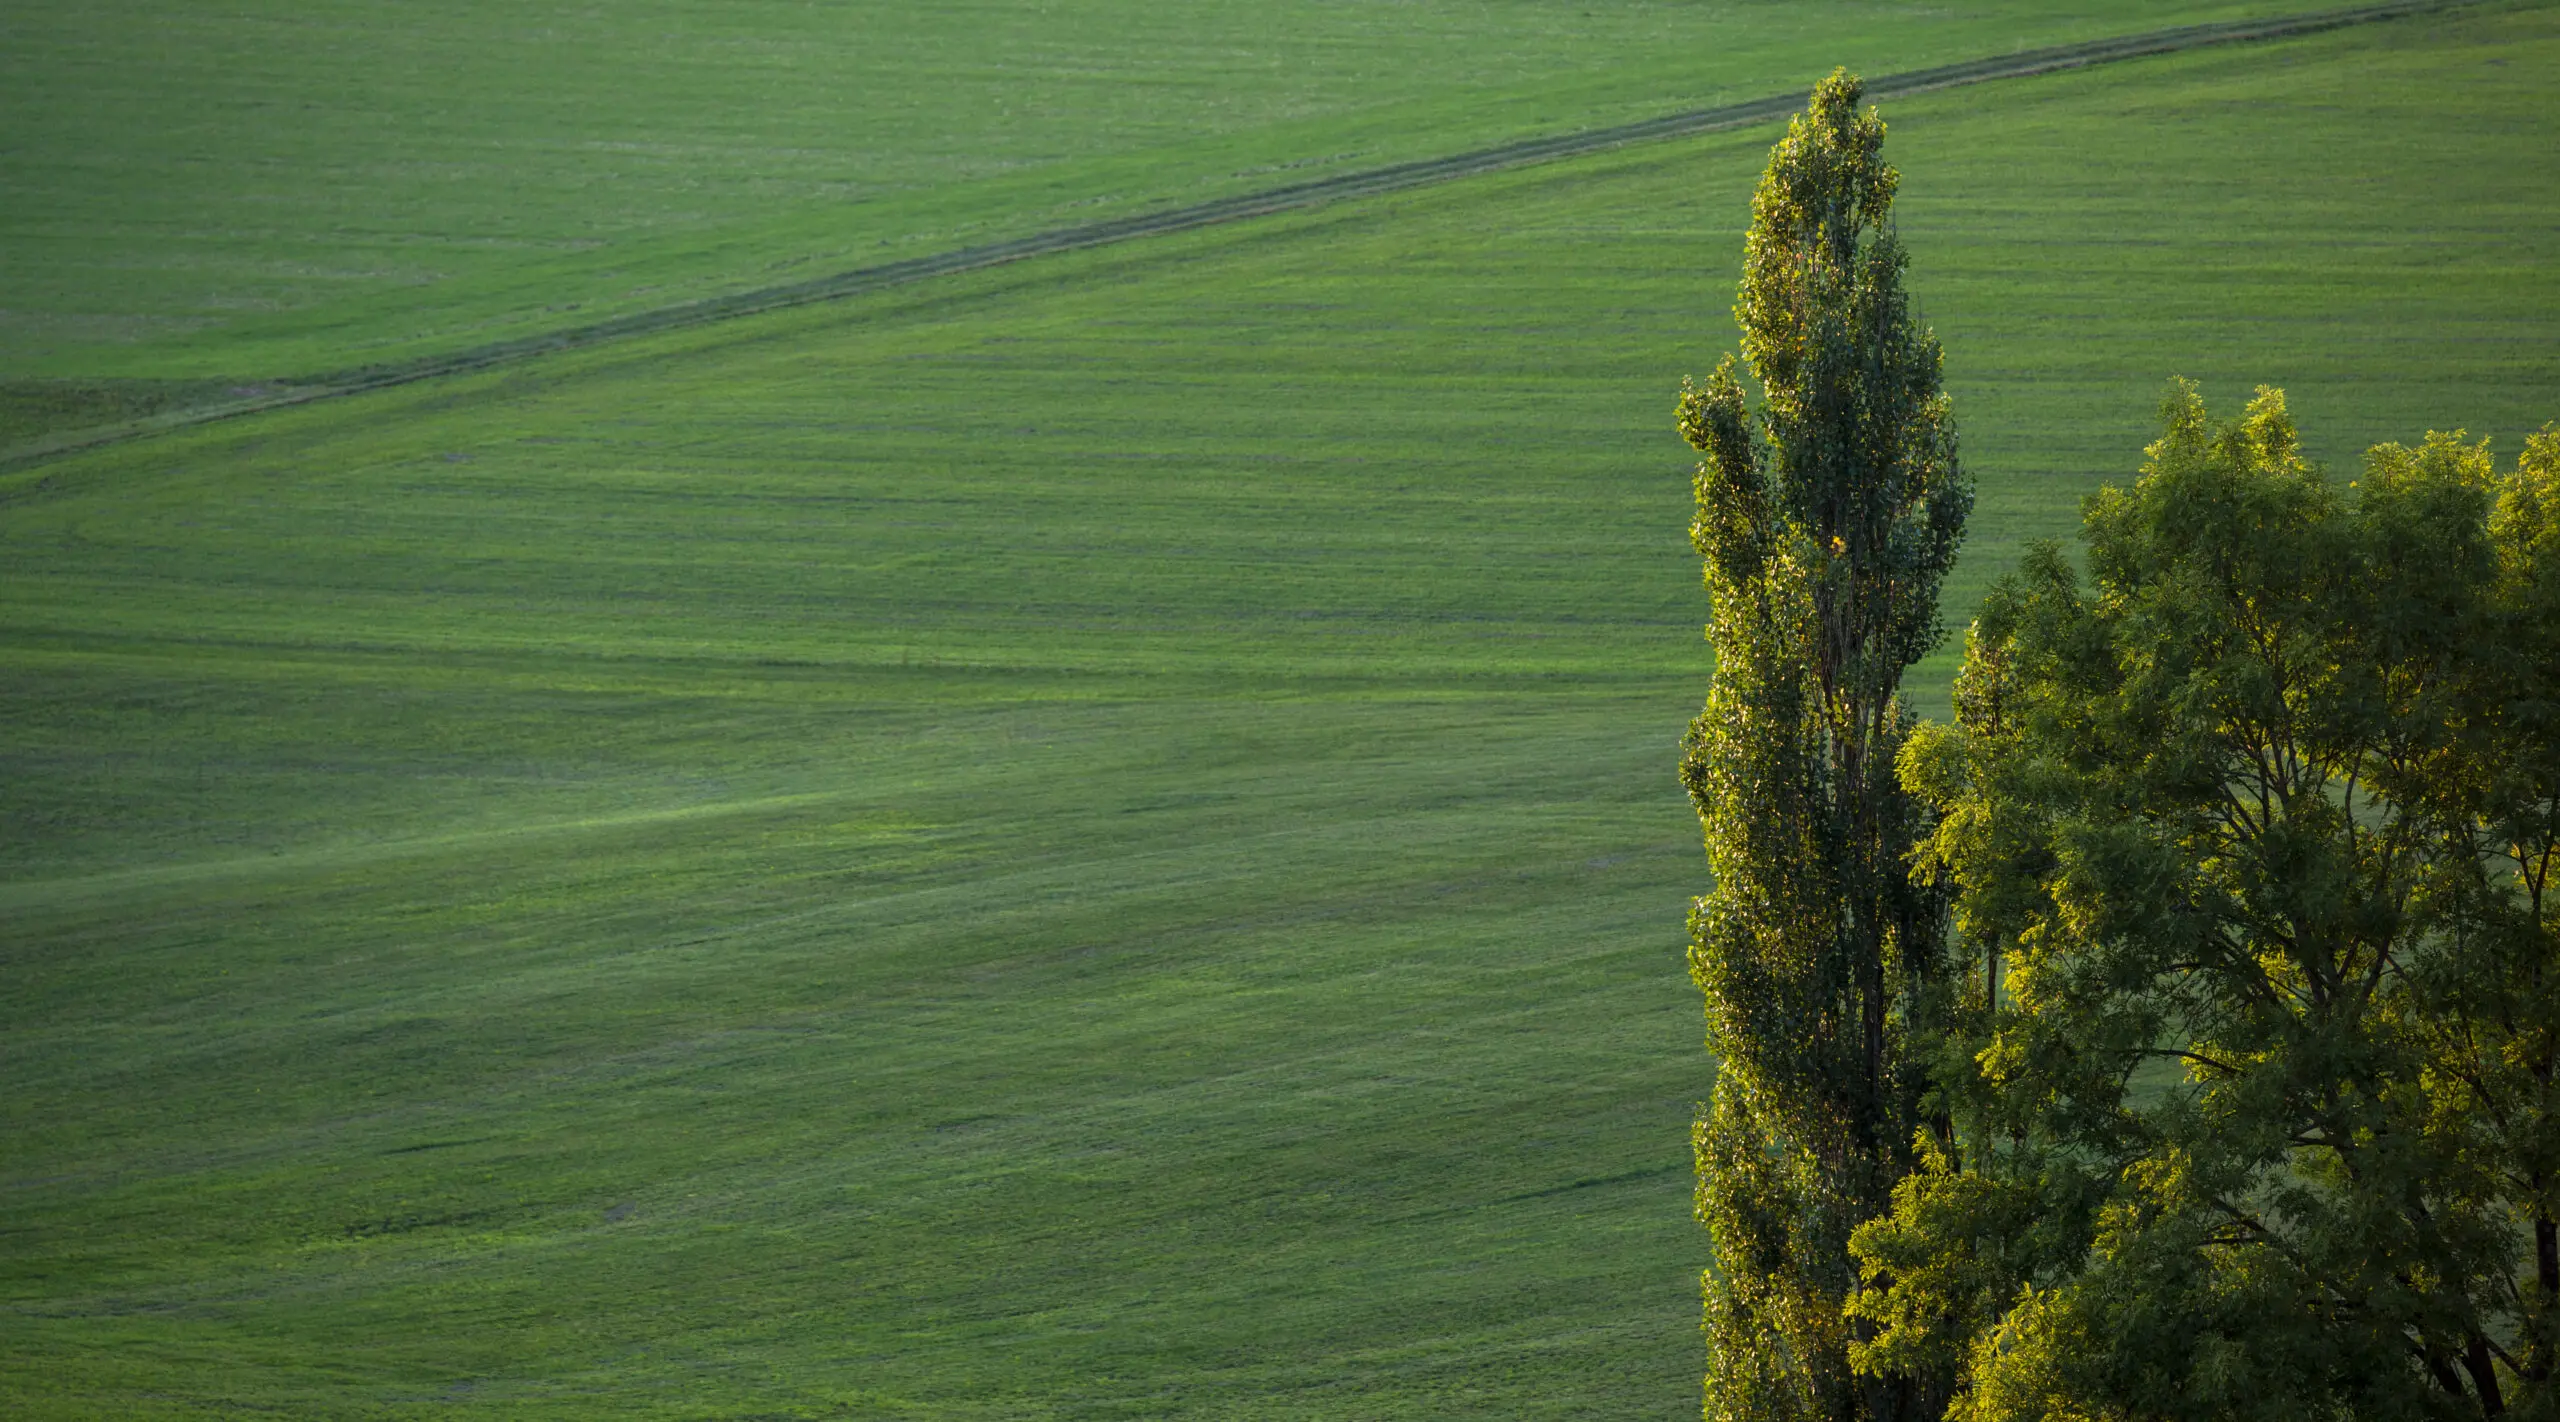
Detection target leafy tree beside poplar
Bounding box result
[1679,69,1971,1422]
[1851,386,2560,1419]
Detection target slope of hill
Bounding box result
[4,0,2291,394]
[3,3,2556,1416]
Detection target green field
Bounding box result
[2,0,2290,398]
[5,1,2559,1417]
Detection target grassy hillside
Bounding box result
[2,0,2280,389]
[4,2,2557,1416]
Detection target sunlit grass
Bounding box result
[1,0,2277,385]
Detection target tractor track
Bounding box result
[2,0,2488,472]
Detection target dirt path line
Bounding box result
[3,0,2487,471]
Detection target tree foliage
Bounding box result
[1851,384,2560,1419]
[1680,68,1972,1422]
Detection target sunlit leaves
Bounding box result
[1683,69,1971,1422]
[1853,391,2560,1418]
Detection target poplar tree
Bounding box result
[1678,69,1971,1422]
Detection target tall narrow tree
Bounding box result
[1678,69,1971,1422]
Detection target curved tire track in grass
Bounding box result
[2,0,2487,471]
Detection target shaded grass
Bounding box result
[3,3,2558,1416]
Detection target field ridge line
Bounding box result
[2,0,2488,471]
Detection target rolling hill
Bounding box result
[4,2,2557,1415]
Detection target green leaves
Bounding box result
[1684,69,1970,1422]
[1857,389,2560,1418]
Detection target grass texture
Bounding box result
[1,0,2279,388]
[4,3,2557,1416]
